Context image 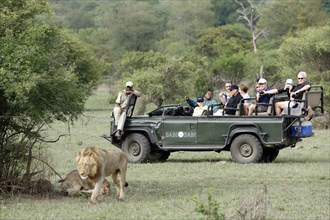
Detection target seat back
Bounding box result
[126,94,137,117]
[305,86,324,113]
[223,99,245,116]
[256,96,275,116]
[283,85,324,116]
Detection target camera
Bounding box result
[259,90,265,95]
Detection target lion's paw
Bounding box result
[88,198,98,205]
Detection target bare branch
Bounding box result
[255,27,269,40]
[31,156,63,180]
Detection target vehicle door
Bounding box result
[159,117,198,146]
[196,117,229,145]
[156,107,198,146]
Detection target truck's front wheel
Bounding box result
[230,134,263,163]
[122,133,150,163]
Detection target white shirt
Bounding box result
[193,106,208,116]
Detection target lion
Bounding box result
[76,146,128,204]
[59,170,110,197]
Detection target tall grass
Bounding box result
[1,87,329,220]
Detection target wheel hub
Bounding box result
[129,143,141,156]
[240,144,253,157]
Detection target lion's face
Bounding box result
[76,150,98,180]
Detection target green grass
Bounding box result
[1,88,329,220]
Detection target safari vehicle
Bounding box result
[102,85,324,164]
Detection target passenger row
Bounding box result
[184,71,323,120]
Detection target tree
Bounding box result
[257,0,330,39]
[210,0,240,26]
[234,0,268,54]
[196,24,251,85]
[118,52,204,110]
[156,0,216,56]
[278,25,330,110]
[0,0,103,191]
[99,1,167,52]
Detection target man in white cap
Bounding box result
[248,78,273,115]
[113,81,141,137]
[261,78,294,98]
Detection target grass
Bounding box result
[1,87,329,220]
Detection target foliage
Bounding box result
[98,1,167,52]
[210,0,240,26]
[0,0,103,192]
[49,0,330,108]
[194,188,224,220]
[119,52,200,106]
[258,0,330,39]
[159,0,216,46]
[278,25,330,109]
[196,25,251,84]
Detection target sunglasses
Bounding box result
[298,78,304,80]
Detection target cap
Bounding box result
[285,79,293,85]
[126,81,133,87]
[229,85,239,91]
[197,97,204,102]
[258,78,267,84]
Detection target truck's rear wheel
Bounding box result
[230,134,263,163]
[259,148,279,163]
[122,133,150,163]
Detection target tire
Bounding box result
[259,148,279,163]
[230,134,263,163]
[122,133,150,163]
[148,150,171,163]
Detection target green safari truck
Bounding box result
[103,86,324,164]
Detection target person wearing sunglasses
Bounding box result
[273,71,311,116]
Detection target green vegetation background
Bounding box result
[51,0,330,110]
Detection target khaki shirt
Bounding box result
[115,90,131,109]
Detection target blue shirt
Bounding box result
[258,87,273,105]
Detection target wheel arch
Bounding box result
[225,124,265,149]
[122,126,161,149]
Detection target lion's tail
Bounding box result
[125,182,128,187]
